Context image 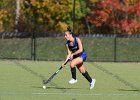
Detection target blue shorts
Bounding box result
[73,51,87,62]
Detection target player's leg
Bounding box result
[70,57,92,83]
[68,58,81,84]
[69,57,84,84]
[76,62,92,83]
[69,67,77,84]
[69,51,87,83]
[76,58,96,89]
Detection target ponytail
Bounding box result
[64,26,72,34]
[67,26,72,33]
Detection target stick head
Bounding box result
[43,80,46,84]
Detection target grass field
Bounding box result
[0,60,140,100]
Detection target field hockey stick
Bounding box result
[43,59,70,85]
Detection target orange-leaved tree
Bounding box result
[0,10,9,32]
[87,0,140,34]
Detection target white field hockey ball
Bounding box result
[43,85,46,89]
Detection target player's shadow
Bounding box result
[118,89,140,92]
[47,86,80,90]
[32,86,80,90]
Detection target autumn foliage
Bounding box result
[88,0,140,34]
[0,0,140,34]
[0,10,8,32]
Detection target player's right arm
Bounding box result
[62,44,71,67]
[66,44,71,59]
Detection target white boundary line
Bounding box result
[33,92,140,96]
[0,92,140,96]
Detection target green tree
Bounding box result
[22,0,89,33]
[0,0,15,32]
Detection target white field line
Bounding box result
[0,92,140,96]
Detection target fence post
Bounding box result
[31,32,36,61]
[114,35,117,62]
[30,3,36,61]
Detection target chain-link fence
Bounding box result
[0,32,140,62]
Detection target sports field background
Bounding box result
[0,60,140,100]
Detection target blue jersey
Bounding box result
[67,37,79,53]
[66,37,87,62]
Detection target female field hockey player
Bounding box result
[62,27,96,90]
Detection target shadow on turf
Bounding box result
[92,63,140,92]
[15,61,81,92]
[118,89,140,92]
[32,86,80,90]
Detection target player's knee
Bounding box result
[70,62,75,68]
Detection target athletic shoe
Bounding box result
[69,78,78,84]
[90,79,96,90]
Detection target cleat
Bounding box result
[69,78,78,84]
[90,79,96,90]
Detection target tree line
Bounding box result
[0,0,140,35]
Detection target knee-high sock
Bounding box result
[71,67,76,80]
[82,71,92,83]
